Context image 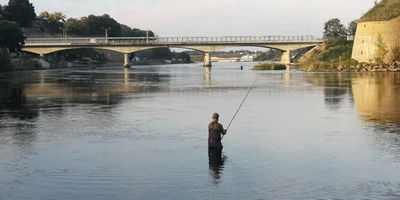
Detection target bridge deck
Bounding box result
[25,36,321,45]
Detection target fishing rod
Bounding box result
[222,74,260,139]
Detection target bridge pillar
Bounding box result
[281,50,292,65]
[123,53,130,68]
[203,52,212,67]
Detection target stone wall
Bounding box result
[352,17,400,63]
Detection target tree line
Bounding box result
[0,0,190,71]
[37,12,155,38]
[0,0,155,51]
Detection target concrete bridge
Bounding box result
[22,36,323,67]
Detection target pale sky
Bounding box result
[0,0,375,37]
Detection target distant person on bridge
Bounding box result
[240,65,243,70]
[208,113,227,149]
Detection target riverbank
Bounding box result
[297,38,400,72]
[300,61,400,72]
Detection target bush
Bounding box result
[252,63,286,70]
[12,56,42,71]
[300,39,358,71]
[0,48,13,72]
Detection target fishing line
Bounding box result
[223,74,260,136]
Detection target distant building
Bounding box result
[131,56,140,62]
[240,54,257,62]
[211,57,240,62]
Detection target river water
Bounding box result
[1,62,400,199]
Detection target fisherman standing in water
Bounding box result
[208,113,227,149]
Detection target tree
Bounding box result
[64,18,85,35]
[0,20,25,51]
[323,18,347,39]
[121,24,154,37]
[258,49,282,61]
[0,48,13,72]
[151,48,172,59]
[0,4,4,20]
[391,43,400,62]
[374,34,388,64]
[347,20,357,36]
[3,0,36,28]
[65,14,122,36]
[172,52,191,62]
[38,11,66,33]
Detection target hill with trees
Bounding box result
[299,18,358,71]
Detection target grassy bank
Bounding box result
[359,0,400,22]
[252,63,286,70]
[299,39,358,72]
[299,38,400,72]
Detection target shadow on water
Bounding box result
[0,82,38,151]
[208,148,227,184]
[0,82,39,120]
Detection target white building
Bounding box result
[240,54,257,62]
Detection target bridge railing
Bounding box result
[25,35,317,44]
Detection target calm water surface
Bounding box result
[1,63,400,199]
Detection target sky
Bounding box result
[0,0,375,38]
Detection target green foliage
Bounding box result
[323,18,347,39]
[0,5,3,19]
[12,55,42,71]
[258,50,282,61]
[65,14,121,36]
[62,15,153,38]
[0,20,25,51]
[252,63,286,70]
[300,40,358,71]
[0,48,12,72]
[59,49,108,61]
[322,46,350,61]
[37,11,66,33]
[391,43,400,62]
[324,38,347,48]
[172,52,191,62]
[347,20,357,36]
[359,0,400,22]
[151,48,172,59]
[374,34,388,64]
[121,24,154,37]
[3,0,36,28]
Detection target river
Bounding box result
[1,62,400,199]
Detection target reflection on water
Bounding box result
[208,148,226,184]
[304,73,353,110]
[0,82,39,120]
[124,68,129,84]
[1,64,400,199]
[204,67,211,86]
[352,73,400,128]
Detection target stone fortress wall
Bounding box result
[352,17,400,63]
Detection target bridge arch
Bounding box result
[22,45,172,68]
